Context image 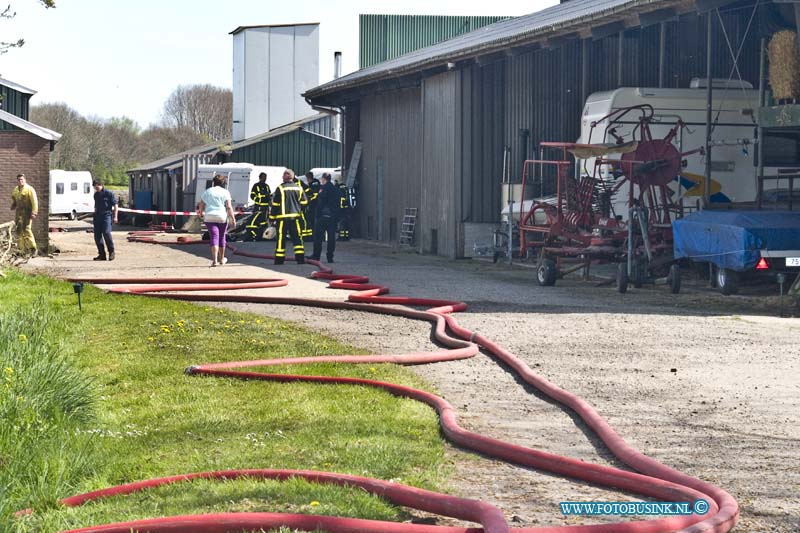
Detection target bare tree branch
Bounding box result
[1,1,55,53]
[160,84,232,142]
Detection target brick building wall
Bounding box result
[0,130,51,251]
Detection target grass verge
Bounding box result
[0,269,447,532]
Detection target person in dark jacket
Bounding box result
[270,169,307,265]
[245,172,271,241]
[92,179,118,261]
[310,173,341,262]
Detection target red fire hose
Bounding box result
[48,236,738,533]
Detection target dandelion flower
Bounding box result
[17,334,27,343]
[310,501,320,507]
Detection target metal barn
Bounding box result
[306,0,780,258]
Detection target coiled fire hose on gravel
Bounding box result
[44,233,738,533]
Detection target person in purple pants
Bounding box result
[197,174,236,267]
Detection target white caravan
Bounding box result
[49,170,93,219]
[306,167,342,183]
[193,163,287,211]
[577,81,766,219]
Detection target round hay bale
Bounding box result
[769,30,800,100]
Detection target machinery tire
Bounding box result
[616,262,629,294]
[69,210,77,221]
[536,259,557,287]
[668,264,681,294]
[716,267,739,295]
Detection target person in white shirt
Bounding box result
[197,174,236,267]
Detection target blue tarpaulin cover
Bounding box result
[673,210,800,271]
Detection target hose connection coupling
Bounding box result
[184,365,200,375]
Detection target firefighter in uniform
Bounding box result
[10,173,38,255]
[270,169,308,265]
[302,172,321,239]
[336,179,351,241]
[245,172,271,241]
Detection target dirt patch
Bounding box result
[23,221,800,532]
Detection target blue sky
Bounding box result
[0,0,556,128]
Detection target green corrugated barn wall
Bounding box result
[359,14,510,69]
[229,129,341,175]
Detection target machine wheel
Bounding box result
[715,267,739,295]
[616,262,629,294]
[668,264,681,294]
[536,259,558,286]
[68,210,77,221]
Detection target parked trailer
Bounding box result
[193,163,288,237]
[49,170,93,220]
[306,167,342,183]
[673,210,800,295]
[577,81,776,219]
[193,163,287,211]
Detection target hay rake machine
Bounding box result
[519,104,701,293]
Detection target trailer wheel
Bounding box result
[536,259,557,286]
[68,210,77,221]
[616,262,629,294]
[668,264,681,294]
[715,267,739,295]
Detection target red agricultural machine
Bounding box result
[518,104,701,292]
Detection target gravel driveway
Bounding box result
[24,221,800,532]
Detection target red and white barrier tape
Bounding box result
[118,207,252,216]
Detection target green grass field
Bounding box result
[0,270,447,532]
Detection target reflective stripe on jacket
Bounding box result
[250,182,271,208]
[270,182,307,219]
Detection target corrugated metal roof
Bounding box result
[230,112,333,150]
[0,77,36,95]
[128,142,220,172]
[0,109,61,141]
[229,22,319,35]
[306,0,676,98]
[128,113,335,172]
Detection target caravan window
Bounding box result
[84,182,91,194]
[56,183,64,194]
[71,182,78,191]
